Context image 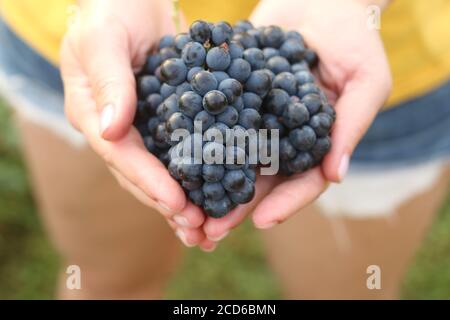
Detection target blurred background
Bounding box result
[0,95,449,299]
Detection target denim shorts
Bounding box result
[1,18,450,168]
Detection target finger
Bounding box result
[203,175,277,241]
[108,167,174,217]
[173,201,206,229]
[322,68,392,183]
[252,168,327,229]
[80,21,137,141]
[60,34,89,132]
[168,221,206,248]
[198,239,217,253]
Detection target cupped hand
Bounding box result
[202,0,392,241]
[60,0,215,251]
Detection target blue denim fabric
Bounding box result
[0,18,65,118]
[352,80,450,168]
[1,18,449,166]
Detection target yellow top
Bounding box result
[1,0,449,107]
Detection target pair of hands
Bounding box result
[61,0,391,251]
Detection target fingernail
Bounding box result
[173,214,191,228]
[207,230,229,242]
[256,221,278,230]
[100,104,115,136]
[175,229,195,247]
[202,243,217,253]
[338,154,350,182]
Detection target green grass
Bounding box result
[0,99,449,299]
[0,100,59,299]
[401,197,450,299]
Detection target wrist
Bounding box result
[78,0,169,19]
[76,0,173,34]
[251,0,368,33]
[355,0,391,10]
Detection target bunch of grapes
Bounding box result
[133,19,335,218]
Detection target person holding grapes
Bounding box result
[0,0,449,299]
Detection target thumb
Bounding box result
[322,71,391,182]
[81,22,137,141]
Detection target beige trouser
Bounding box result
[16,115,450,299]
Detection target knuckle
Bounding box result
[94,76,119,101]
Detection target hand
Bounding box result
[202,0,392,240]
[60,0,215,251]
